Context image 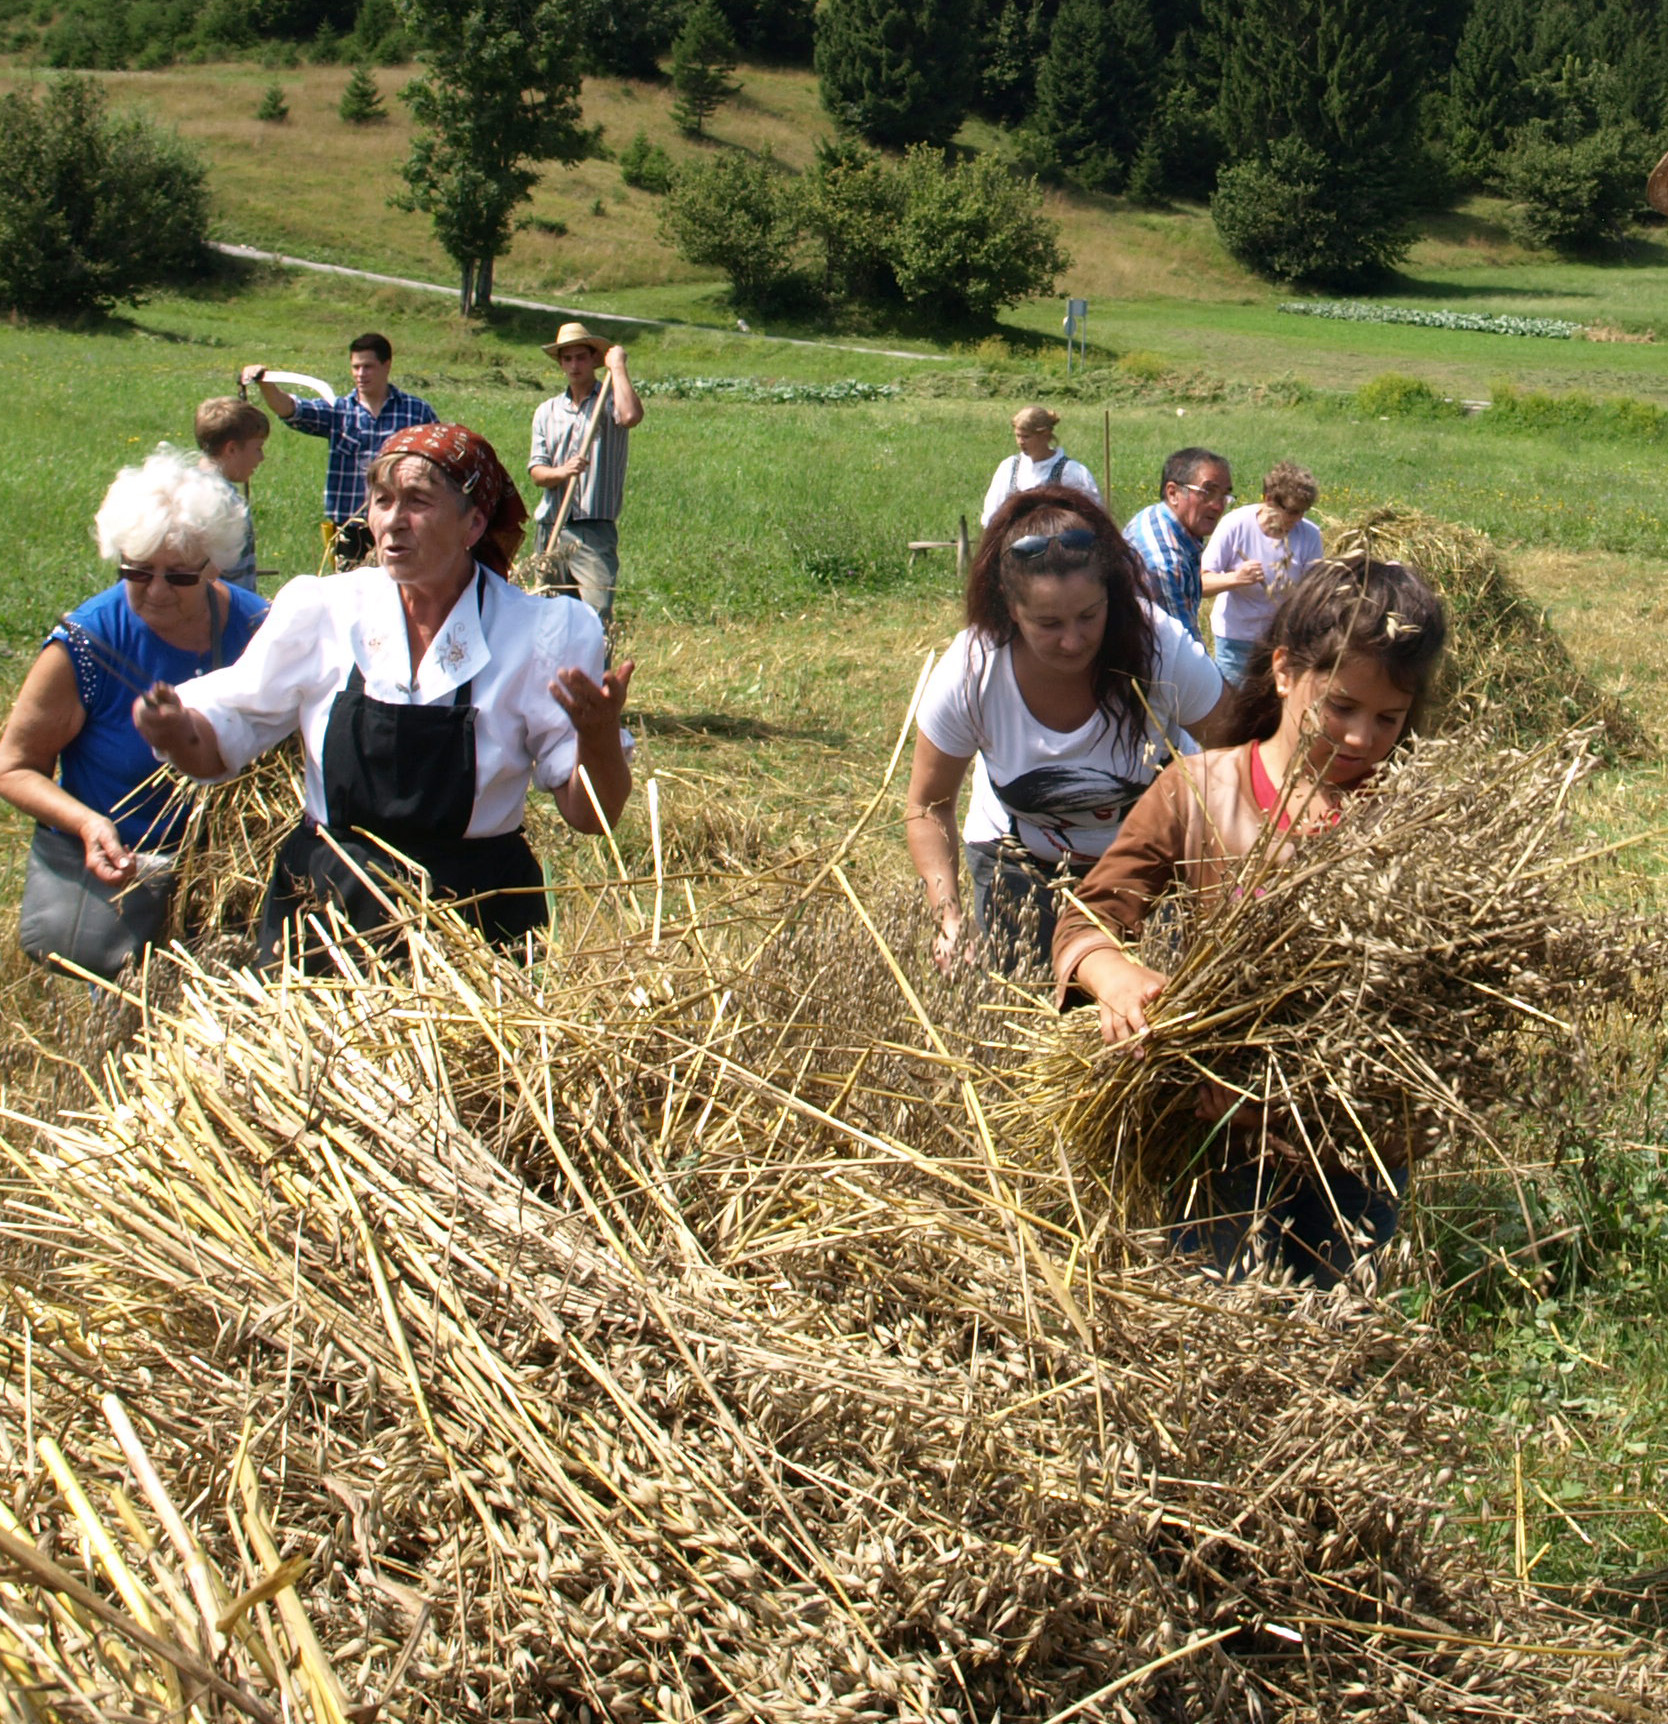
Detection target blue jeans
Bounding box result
[1213,635,1259,687]
[1172,1154,1408,1287]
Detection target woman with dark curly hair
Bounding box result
[906,485,1234,974]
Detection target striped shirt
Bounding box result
[529,388,631,524]
[287,384,438,526]
[1124,501,1205,643]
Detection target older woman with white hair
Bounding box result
[979,404,1103,528]
[0,445,269,977]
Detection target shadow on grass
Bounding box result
[633,710,849,747]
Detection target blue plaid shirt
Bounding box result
[287,384,438,526]
[1124,502,1204,642]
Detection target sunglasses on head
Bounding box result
[1006,528,1097,560]
[119,558,210,588]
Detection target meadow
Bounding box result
[2,48,1668,1699]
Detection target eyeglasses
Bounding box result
[1007,529,1098,560]
[118,558,210,588]
[1179,483,1235,505]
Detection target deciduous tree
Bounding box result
[394,0,596,315]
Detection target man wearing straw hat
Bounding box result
[528,323,645,627]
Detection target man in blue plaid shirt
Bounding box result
[1123,447,1234,644]
[242,333,437,569]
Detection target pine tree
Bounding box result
[671,1,741,137]
[338,64,385,123]
[256,83,289,123]
[1032,0,1158,192]
[1208,0,1423,284]
[1438,0,1536,183]
[814,0,975,150]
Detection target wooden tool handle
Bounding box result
[549,368,616,544]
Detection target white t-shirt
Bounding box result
[980,450,1104,526]
[178,564,631,838]
[916,608,1224,863]
[1205,503,1324,642]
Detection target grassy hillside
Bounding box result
[5,56,1668,402]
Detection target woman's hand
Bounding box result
[80,813,135,885]
[1227,559,1265,588]
[1074,946,1169,1054]
[131,682,195,755]
[550,659,634,743]
[931,902,973,974]
[551,660,635,833]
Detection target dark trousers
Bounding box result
[965,840,1088,977]
[1172,1157,1408,1287]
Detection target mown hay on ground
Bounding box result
[1,792,1664,1720]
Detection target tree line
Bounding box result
[4,0,1666,321]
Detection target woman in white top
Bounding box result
[135,422,634,964]
[979,405,1104,527]
[1204,460,1323,687]
[907,484,1234,974]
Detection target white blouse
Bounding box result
[178,564,630,839]
[979,450,1104,527]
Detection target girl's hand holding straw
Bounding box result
[1073,943,1169,1054]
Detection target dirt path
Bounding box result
[212,243,952,364]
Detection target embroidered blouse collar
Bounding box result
[357,564,491,702]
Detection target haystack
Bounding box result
[1329,506,1652,759]
[1,760,1664,1720]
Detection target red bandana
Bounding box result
[378,422,529,577]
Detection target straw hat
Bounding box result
[541,321,611,360]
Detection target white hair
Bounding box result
[93,443,249,572]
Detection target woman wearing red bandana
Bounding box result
[135,423,634,963]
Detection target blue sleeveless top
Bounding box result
[50,581,268,849]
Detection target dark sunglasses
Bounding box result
[1006,528,1098,560]
[119,558,210,588]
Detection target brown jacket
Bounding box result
[1052,742,1278,997]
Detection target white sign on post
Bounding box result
[1063,298,1089,373]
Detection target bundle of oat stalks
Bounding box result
[1,736,1664,1720]
[1016,730,1667,1234]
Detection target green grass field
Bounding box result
[3,50,1668,1627]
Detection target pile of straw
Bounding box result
[1,765,1663,1718]
[1016,730,1666,1236]
[1329,506,1652,759]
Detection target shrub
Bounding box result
[659,148,802,305]
[0,74,209,317]
[798,137,902,302]
[887,147,1068,324]
[256,83,289,123]
[338,64,386,123]
[1354,373,1459,419]
[1500,124,1640,256]
[1210,138,1411,287]
[618,128,673,194]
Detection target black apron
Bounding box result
[259,574,546,964]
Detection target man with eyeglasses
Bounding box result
[1123,448,1234,643]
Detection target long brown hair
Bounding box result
[1228,555,1448,743]
[966,485,1158,753]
